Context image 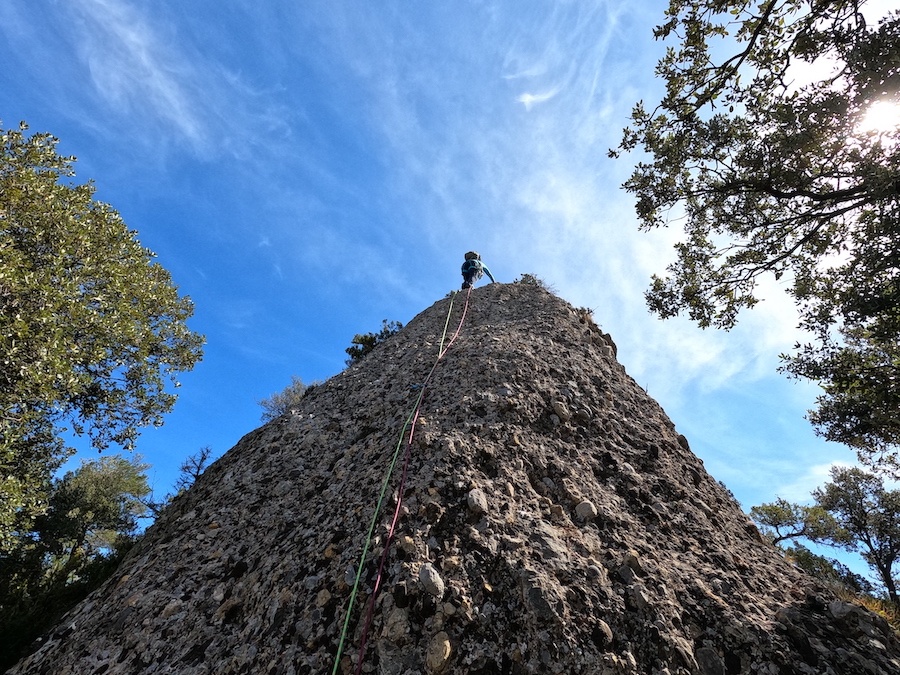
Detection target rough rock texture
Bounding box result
[11,282,900,674]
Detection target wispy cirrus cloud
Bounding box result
[70,0,208,148]
[5,0,293,165]
[772,460,856,503]
[280,0,808,400]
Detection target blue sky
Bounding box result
[0,2,874,541]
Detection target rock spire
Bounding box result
[11,282,900,674]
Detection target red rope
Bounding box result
[352,286,472,674]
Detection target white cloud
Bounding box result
[517,87,562,110]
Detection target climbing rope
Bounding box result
[331,286,473,675]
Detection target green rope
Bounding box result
[437,290,457,356]
[331,291,458,674]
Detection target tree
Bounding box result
[345,320,403,365]
[613,3,900,460]
[0,122,204,551]
[514,273,553,290]
[0,455,150,669]
[813,466,900,604]
[174,445,213,493]
[258,376,308,421]
[34,455,151,583]
[750,497,848,545]
[751,465,900,603]
[143,445,215,517]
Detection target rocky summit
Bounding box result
[10,282,900,675]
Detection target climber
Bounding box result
[460,251,495,289]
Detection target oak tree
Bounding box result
[813,465,900,604]
[0,122,204,551]
[614,2,900,460]
[34,455,151,584]
[750,497,848,545]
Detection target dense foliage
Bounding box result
[614,2,900,459]
[813,466,900,603]
[0,122,204,550]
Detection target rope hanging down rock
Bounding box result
[331,285,474,675]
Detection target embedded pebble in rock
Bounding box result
[550,399,571,422]
[466,488,488,515]
[419,563,445,599]
[593,619,614,647]
[623,549,645,576]
[382,607,409,642]
[315,589,331,607]
[586,564,608,584]
[398,535,416,555]
[425,631,452,672]
[9,282,900,675]
[575,499,598,521]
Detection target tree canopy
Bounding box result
[0,122,204,551]
[34,455,151,581]
[614,2,900,460]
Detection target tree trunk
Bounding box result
[877,562,898,604]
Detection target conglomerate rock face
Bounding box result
[11,282,900,674]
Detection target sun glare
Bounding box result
[859,100,900,133]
